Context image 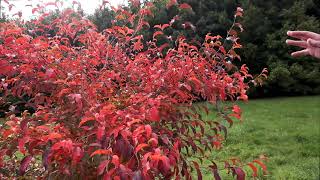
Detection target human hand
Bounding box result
[286,31,320,59]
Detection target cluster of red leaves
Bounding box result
[0,1,268,179]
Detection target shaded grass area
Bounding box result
[199,96,320,179]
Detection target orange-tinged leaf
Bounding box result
[228,29,238,36]
[2,129,13,138]
[43,133,63,141]
[90,149,112,157]
[127,119,141,126]
[79,117,95,127]
[135,143,149,153]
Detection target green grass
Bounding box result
[199,96,320,180]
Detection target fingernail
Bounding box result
[287,31,291,35]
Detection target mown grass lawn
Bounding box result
[198,96,320,180]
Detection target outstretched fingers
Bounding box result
[287,31,320,41]
[286,40,308,48]
[291,49,309,57]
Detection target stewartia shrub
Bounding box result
[0,0,268,179]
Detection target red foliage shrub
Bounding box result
[0,1,267,179]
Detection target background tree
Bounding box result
[174,0,320,97]
[239,0,320,97]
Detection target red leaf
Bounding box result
[145,125,152,138]
[45,2,57,7]
[135,143,149,153]
[160,155,171,172]
[229,29,238,36]
[192,161,202,180]
[150,107,160,122]
[133,39,143,51]
[219,46,226,54]
[232,105,241,115]
[57,88,71,98]
[90,149,112,157]
[98,159,109,175]
[2,130,13,138]
[127,119,141,126]
[148,138,158,147]
[112,155,120,167]
[247,163,258,177]
[97,126,105,141]
[19,155,32,175]
[253,160,267,175]
[72,147,83,166]
[179,3,192,10]
[230,105,242,120]
[153,31,164,39]
[154,24,170,31]
[0,63,14,75]
[209,162,221,180]
[102,0,110,6]
[32,8,39,14]
[51,140,73,152]
[235,7,244,17]
[188,77,202,90]
[166,0,177,9]
[18,136,30,154]
[232,167,246,180]
[235,23,244,32]
[72,0,81,5]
